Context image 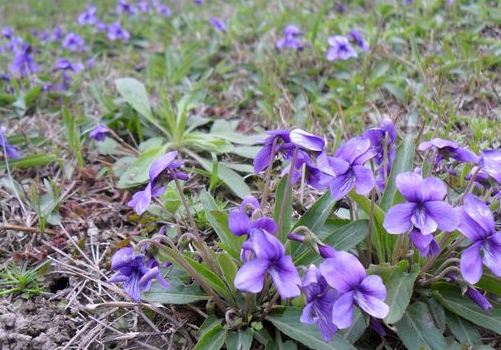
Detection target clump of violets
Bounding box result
[62,33,85,52]
[457,194,501,284]
[128,151,188,215]
[210,17,227,33]
[276,25,305,51]
[326,35,357,61]
[53,58,84,73]
[0,127,21,159]
[109,247,170,302]
[9,44,39,77]
[116,0,136,15]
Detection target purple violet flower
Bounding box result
[317,137,376,200]
[479,150,501,185]
[193,0,204,4]
[418,138,479,165]
[234,228,301,299]
[253,130,291,173]
[2,27,14,39]
[290,129,325,152]
[326,35,357,61]
[53,58,84,73]
[9,45,39,77]
[410,229,440,258]
[458,194,501,284]
[300,265,339,342]
[447,272,493,311]
[88,123,109,142]
[210,17,227,32]
[137,0,150,12]
[62,33,85,52]
[383,172,459,235]
[51,27,64,42]
[228,196,277,237]
[116,0,136,15]
[78,5,98,25]
[0,127,21,159]
[276,25,304,51]
[107,22,131,41]
[127,151,188,215]
[349,30,370,51]
[156,5,172,17]
[108,247,171,302]
[320,250,389,328]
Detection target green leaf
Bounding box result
[274,177,292,246]
[199,191,245,259]
[184,255,234,304]
[368,261,420,324]
[266,307,357,350]
[216,253,239,294]
[116,144,168,188]
[226,329,253,350]
[394,302,449,350]
[193,324,226,350]
[294,220,368,266]
[476,273,501,297]
[0,153,57,170]
[445,311,482,346]
[141,277,208,304]
[188,152,250,199]
[380,134,415,211]
[433,288,501,336]
[349,192,387,261]
[199,315,222,337]
[115,78,168,136]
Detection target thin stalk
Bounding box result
[277,147,299,236]
[107,129,140,155]
[261,138,278,208]
[172,175,212,269]
[260,292,280,321]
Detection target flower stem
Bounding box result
[277,147,299,238]
[261,138,278,208]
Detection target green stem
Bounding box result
[277,147,299,237]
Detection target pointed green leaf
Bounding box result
[226,329,253,350]
[193,324,226,350]
[141,278,208,304]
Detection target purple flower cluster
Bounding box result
[109,247,171,302]
[127,151,188,215]
[326,30,369,61]
[276,25,305,51]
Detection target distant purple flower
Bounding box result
[156,5,171,17]
[116,0,136,15]
[300,265,339,342]
[276,25,304,51]
[326,35,357,61]
[317,137,376,200]
[234,229,301,299]
[193,0,203,4]
[108,247,171,302]
[9,45,39,77]
[320,251,389,328]
[228,196,277,237]
[51,27,64,42]
[418,138,479,166]
[137,0,150,12]
[88,123,109,142]
[383,172,459,235]
[349,30,369,51]
[6,37,24,52]
[95,22,108,32]
[253,130,291,173]
[39,31,50,42]
[2,27,14,39]
[410,229,440,258]
[403,0,414,4]
[0,127,21,159]
[478,150,501,185]
[128,151,188,215]
[53,58,84,73]
[458,194,501,284]
[107,22,131,41]
[62,33,85,52]
[78,5,98,25]
[210,17,227,32]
